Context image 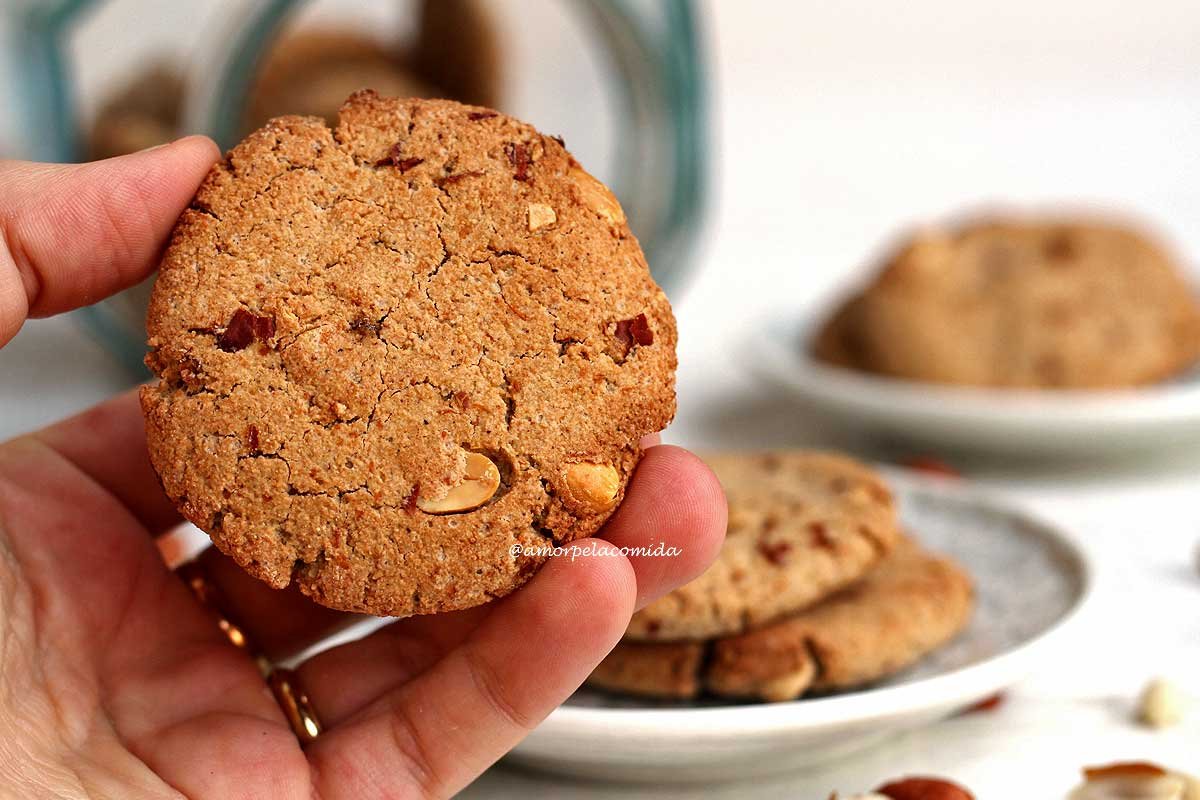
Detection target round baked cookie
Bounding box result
[588,539,974,702]
[819,218,1200,388]
[142,91,677,616]
[624,451,899,642]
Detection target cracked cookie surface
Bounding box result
[589,538,973,701]
[141,92,676,616]
[624,451,899,642]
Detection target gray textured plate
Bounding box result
[508,474,1091,782]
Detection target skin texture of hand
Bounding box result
[0,140,727,799]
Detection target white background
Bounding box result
[2,0,1199,795]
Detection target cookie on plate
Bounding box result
[813,218,1200,388]
[810,291,866,370]
[625,451,900,642]
[589,538,974,702]
[142,92,677,617]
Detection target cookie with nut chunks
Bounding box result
[589,537,974,701]
[142,92,677,616]
[625,451,900,642]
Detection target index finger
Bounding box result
[0,135,219,345]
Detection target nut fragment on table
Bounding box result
[1137,677,1184,729]
[417,451,501,513]
[1071,763,1200,800]
[874,777,975,800]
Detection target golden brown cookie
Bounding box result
[589,539,974,702]
[625,451,899,642]
[142,92,676,616]
[813,218,1200,388]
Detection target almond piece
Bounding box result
[569,165,625,226]
[875,777,974,800]
[1072,763,1194,800]
[1137,678,1184,729]
[565,462,620,512]
[417,452,501,514]
[527,203,557,231]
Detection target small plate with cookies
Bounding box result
[751,217,1200,458]
[508,451,1091,782]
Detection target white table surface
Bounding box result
[3,0,1200,795]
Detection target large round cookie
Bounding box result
[815,218,1200,388]
[588,539,974,702]
[142,92,677,616]
[624,451,900,642]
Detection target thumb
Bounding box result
[0,135,220,346]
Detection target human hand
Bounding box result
[0,140,726,798]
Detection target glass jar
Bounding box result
[3,0,708,376]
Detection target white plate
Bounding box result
[506,476,1091,783]
[745,313,1200,458]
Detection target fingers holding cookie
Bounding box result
[293,443,724,730]
[157,443,719,665]
[596,444,727,610]
[304,537,636,798]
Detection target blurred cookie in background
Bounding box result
[412,0,502,108]
[1070,762,1200,800]
[242,29,433,132]
[810,291,866,370]
[244,0,501,133]
[814,217,1200,389]
[87,60,184,160]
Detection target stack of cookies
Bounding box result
[588,452,973,702]
[813,218,1200,389]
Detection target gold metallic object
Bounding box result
[268,668,323,744]
[176,559,258,655]
[176,559,322,741]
